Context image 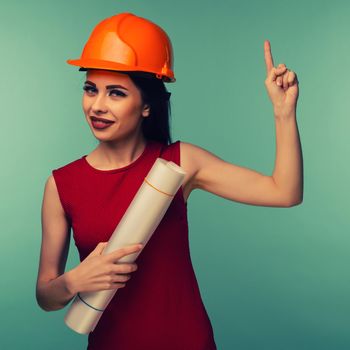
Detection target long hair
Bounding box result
[127,72,172,145]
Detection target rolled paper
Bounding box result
[64,158,186,334]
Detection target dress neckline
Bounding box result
[81,140,152,174]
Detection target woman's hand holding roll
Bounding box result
[66,242,143,294]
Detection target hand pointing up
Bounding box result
[264,40,299,118]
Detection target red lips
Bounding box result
[90,116,115,123]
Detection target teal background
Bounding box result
[1,0,349,348]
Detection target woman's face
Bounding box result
[82,69,150,142]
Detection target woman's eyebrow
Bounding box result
[84,80,96,87]
[106,84,129,91]
[84,80,128,90]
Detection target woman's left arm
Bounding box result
[184,40,303,208]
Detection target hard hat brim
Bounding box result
[67,58,175,83]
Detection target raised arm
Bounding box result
[182,40,303,208]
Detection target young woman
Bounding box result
[36,12,302,350]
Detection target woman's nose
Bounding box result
[91,94,108,114]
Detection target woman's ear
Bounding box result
[142,104,150,117]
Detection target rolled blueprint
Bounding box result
[64,158,186,334]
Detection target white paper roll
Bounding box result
[64,158,186,334]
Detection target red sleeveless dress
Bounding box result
[52,139,217,350]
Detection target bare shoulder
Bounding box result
[179,141,223,201]
[44,174,62,204]
[44,174,58,200]
[46,174,56,190]
[179,141,196,182]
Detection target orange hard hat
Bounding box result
[67,12,175,82]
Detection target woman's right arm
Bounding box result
[36,174,76,312]
[36,175,143,312]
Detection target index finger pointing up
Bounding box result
[264,40,274,74]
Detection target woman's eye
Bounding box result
[83,86,97,94]
[109,89,126,97]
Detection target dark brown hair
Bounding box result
[127,72,172,145]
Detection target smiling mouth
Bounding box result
[90,116,115,123]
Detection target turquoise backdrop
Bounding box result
[1,0,349,349]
